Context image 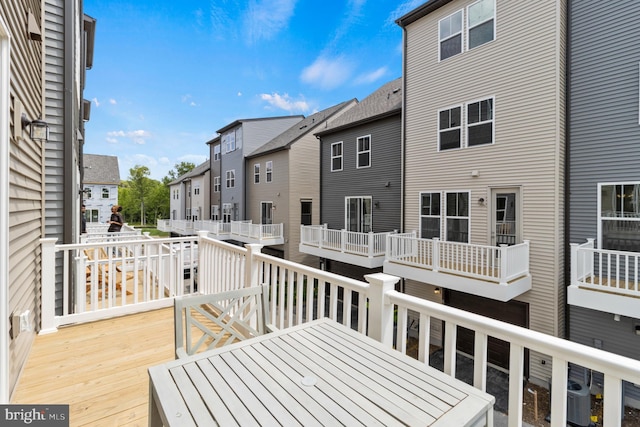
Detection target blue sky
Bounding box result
[83,0,422,180]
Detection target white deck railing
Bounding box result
[230,220,283,240]
[300,224,392,257]
[571,238,640,297]
[157,219,282,241]
[386,233,530,284]
[40,231,640,426]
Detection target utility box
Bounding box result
[567,380,591,427]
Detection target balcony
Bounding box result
[20,231,640,426]
[157,219,283,245]
[384,233,531,302]
[569,239,640,318]
[299,224,394,268]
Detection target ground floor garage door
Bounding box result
[445,290,529,375]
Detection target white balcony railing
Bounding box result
[386,233,530,285]
[40,230,640,426]
[157,219,282,243]
[300,224,392,257]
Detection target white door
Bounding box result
[491,188,519,246]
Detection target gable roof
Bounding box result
[315,78,402,137]
[246,99,357,158]
[168,160,210,186]
[395,0,454,27]
[83,154,120,184]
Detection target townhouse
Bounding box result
[300,78,403,279]
[82,154,120,223]
[168,160,210,222]
[245,99,357,263]
[394,0,566,385]
[567,0,640,406]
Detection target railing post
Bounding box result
[244,244,263,288]
[499,244,508,284]
[40,238,58,334]
[433,238,440,272]
[368,231,374,258]
[570,243,579,286]
[365,273,400,347]
[341,229,346,253]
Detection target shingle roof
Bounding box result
[315,78,402,136]
[83,154,120,184]
[168,160,210,185]
[247,99,357,158]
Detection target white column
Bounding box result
[40,238,58,334]
[364,273,400,347]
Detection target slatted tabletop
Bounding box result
[148,318,494,426]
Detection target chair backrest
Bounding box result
[174,284,270,358]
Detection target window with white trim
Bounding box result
[445,192,470,243]
[85,188,92,199]
[439,10,463,61]
[194,186,200,195]
[214,144,221,161]
[222,203,232,223]
[254,164,260,184]
[357,135,371,168]
[345,196,372,233]
[467,98,494,147]
[468,0,495,50]
[438,106,462,150]
[266,161,273,182]
[102,187,110,199]
[225,170,235,188]
[420,191,469,242]
[599,183,640,251]
[214,176,220,193]
[331,142,343,171]
[420,192,441,239]
[211,205,219,221]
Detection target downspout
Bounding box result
[0,17,10,404]
[563,0,572,340]
[399,25,407,294]
[63,0,75,244]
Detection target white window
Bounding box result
[214,176,220,193]
[211,205,219,221]
[599,183,640,251]
[438,106,462,151]
[467,97,494,147]
[194,186,200,195]
[186,208,192,220]
[439,10,463,61]
[226,170,235,188]
[85,188,92,199]
[357,135,371,168]
[254,164,260,184]
[222,131,236,154]
[222,203,232,223]
[261,202,273,225]
[101,187,110,199]
[420,191,469,243]
[214,144,221,161]
[266,161,273,182]
[468,0,495,50]
[345,196,372,233]
[331,142,343,172]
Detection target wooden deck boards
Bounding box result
[11,308,176,427]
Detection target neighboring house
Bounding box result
[302,78,402,279]
[82,154,120,224]
[245,99,357,262]
[393,0,566,386]
[567,1,640,406]
[168,160,210,222]
[214,116,303,224]
[207,135,221,221]
[1,0,90,401]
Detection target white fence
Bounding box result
[386,233,530,284]
[299,224,391,257]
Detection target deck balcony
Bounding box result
[299,224,394,268]
[384,233,532,302]
[569,239,640,318]
[156,219,283,244]
[13,230,640,426]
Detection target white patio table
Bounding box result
[148,318,494,426]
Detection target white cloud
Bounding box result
[301,56,354,90]
[106,129,151,145]
[109,98,117,105]
[353,67,388,85]
[260,92,309,113]
[106,137,118,144]
[92,97,101,107]
[237,92,243,97]
[243,0,296,45]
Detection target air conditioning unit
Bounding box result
[567,380,591,427]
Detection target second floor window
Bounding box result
[84,188,92,198]
[438,106,462,150]
[331,142,343,171]
[439,10,462,61]
[214,176,220,192]
[266,161,273,182]
[214,144,221,161]
[254,164,260,184]
[102,188,110,199]
[226,170,235,188]
[468,0,495,50]
[194,186,200,195]
[467,98,494,147]
[357,136,371,168]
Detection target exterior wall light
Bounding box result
[22,113,50,142]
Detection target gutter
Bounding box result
[63,0,75,244]
[563,0,572,340]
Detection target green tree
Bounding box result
[128,165,153,226]
[148,180,170,221]
[165,161,196,182]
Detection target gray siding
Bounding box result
[3,0,46,398]
[568,0,640,401]
[320,115,402,232]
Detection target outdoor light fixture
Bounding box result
[21,113,50,142]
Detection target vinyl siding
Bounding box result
[402,0,566,383]
[568,1,640,402]
[4,0,46,398]
[320,115,402,233]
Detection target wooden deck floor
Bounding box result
[11,308,176,427]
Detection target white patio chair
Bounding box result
[174,285,273,359]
